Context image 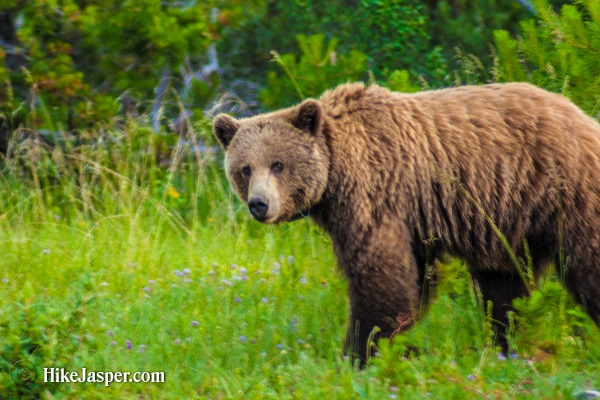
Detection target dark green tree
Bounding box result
[217,0,447,87]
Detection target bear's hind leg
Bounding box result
[561,253,600,328]
[470,270,530,354]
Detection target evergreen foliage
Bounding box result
[494,0,600,116]
[259,34,368,109]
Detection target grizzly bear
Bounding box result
[213,82,600,366]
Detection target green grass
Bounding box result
[1,126,599,399]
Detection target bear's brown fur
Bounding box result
[213,82,600,366]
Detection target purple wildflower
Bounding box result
[191,320,199,327]
[173,339,181,345]
[261,297,268,303]
[290,317,299,331]
[107,330,114,336]
[174,269,185,277]
[239,336,247,343]
[234,297,242,303]
[125,340,133,349]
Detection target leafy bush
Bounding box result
[494,0,600,116]
[0,1,216,134]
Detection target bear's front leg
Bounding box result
[339,224,423,367]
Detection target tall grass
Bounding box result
[0,116,599,399]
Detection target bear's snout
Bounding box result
[248,197,269,221]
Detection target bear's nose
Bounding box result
[248,197,269,221]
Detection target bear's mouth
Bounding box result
[250,209,310,224]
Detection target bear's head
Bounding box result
[213,100,330,224]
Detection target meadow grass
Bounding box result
[0,125,599,399]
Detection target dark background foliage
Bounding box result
[0,0,598,146]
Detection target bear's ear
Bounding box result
[292,99,322,135]
[213,114,241,150]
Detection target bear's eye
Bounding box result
[271,162,284,174]
[241,166,252,178]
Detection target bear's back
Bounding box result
[316,82,600,268]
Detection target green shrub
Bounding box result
[0,1,215,132]
[493,0,600,116]
[259,34,368,109]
